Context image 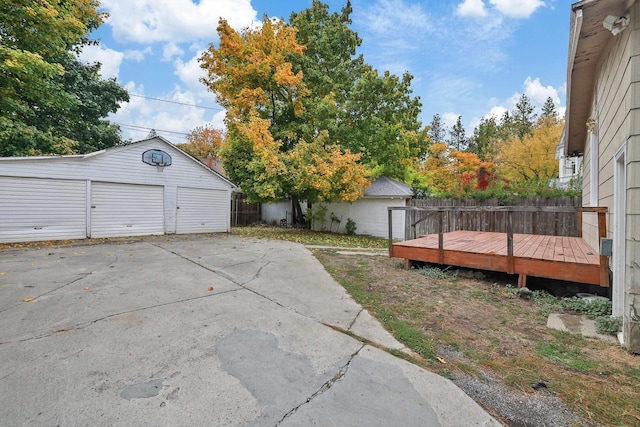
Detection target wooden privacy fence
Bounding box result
[408,197,581,239]
[230,193,261,226]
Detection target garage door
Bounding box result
[176,187,228,234]
[90,182,164,238]
[0,177,86,243]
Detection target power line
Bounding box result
[118,123,189,137]
[129,94,224,111]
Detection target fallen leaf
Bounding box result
[84,287,91,290]
[436,357,447,364]
[0,272,6,275]
[207,287,214,291]
[23,297,35,302]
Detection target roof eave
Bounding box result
[565,0,630,156]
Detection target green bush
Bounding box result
[595,316,622,335]
[345,218,357,235]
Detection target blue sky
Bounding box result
[82,0,570,144]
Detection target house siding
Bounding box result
[579,3,640,351]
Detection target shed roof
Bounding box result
[363,176,413,198]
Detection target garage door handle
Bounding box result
[177,207,180,209]
[91,205,96,208]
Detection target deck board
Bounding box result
[392,230,604,286]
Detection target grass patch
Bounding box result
[536,340,599,372]
[234,227,640,426]
[231,226,387,248]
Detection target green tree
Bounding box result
[200,1,428,224]
[540,96,559,124]
[0,0,128,156]
[199,16,369,224]
[290,1,428,181]
[512,94,536,140]
[448,115,467,151]
[428,114,446,144]
[468,116,498,161]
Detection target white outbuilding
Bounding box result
[0,136,236,243]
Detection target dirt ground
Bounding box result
[314,250,640,427]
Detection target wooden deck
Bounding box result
[391,230,606,287]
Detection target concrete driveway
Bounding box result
[0,234,499,426]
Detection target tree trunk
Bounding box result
[291,195,306,227]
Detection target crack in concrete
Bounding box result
[275,344,365,426]
[0,255,118,316]
[149,243,305,317]
[2,288,242,345]
[347,308,364,330]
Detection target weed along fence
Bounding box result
[387,204,610,289]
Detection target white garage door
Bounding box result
[176,187,228,234]
[0,177,86,243]
[90,182,164,238]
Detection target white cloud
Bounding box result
[456,0,488,18]
[489,0,545,19]
[101,0,258,44]
[522,76,560,107]
[111,83,224,143]
[360,0,431,35]
[442,112,461,130]
[124,47,152,62]
[78,44,124,79]
[174,51,207,91]
[162,43,184,62]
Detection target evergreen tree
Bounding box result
[512,94,536,140]
[428,114,446,144]
[448,115,467,151]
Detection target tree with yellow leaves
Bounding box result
[199,16,369,224]
[177,125,225,160]
[495,117,562,188]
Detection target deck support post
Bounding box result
[598,211,610,287]
[438,210,444,264]
[518,274,528,288]
[506,209,515,274]
[388,208,394,257]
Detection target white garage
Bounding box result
[0,136,236,243]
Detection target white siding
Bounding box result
[0,138,234,242]
[176,187,228,233]
[261,200,308,225]
[90,182,164,238]
[0,177,86,243]
[312,198,408,239]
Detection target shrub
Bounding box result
[345,218,357,235]
[595,316,622,335]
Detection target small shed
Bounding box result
[312,176,413,239]
[0,136,236,243]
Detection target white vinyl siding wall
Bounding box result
[0,177,86,243]
[312,198,408,239]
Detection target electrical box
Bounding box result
[600,238,613,256]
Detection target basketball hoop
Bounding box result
[156,162,165,172]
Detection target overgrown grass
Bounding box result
[231,226,388,248]
[313,251,640,426]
